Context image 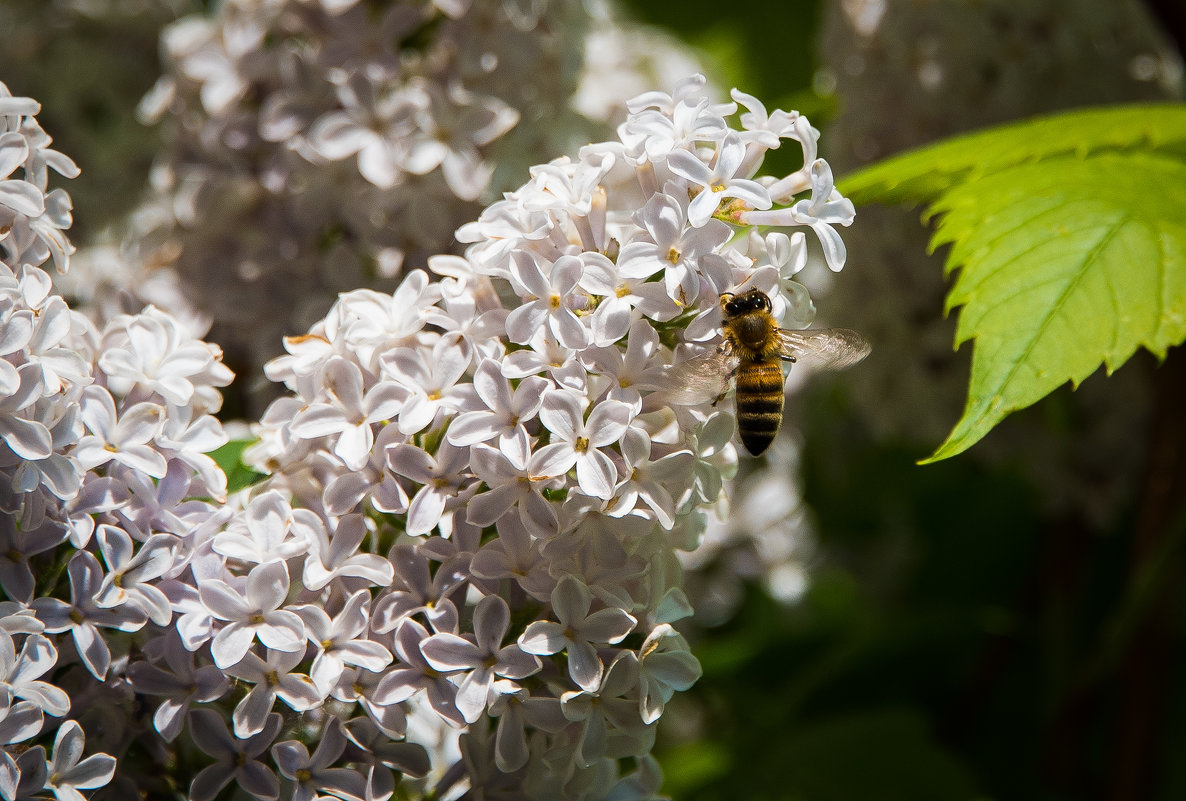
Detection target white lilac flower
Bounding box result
[500,328,587,390]
[301,512,395,592]
[0,744,46,801]
[419,594,541,723]
[533,390,633,501]
[372,618,465,729]
[293,588,392,694]
[578,252,681,346]
[224,647,322,739]
[518,576,637,693]
[560,652,654,768]
[387,439,476,537]
[7,399,83,501]
[271,718,368,801]
[608,429,694,530]
[198,560,307,669]
[504,252,591,350]
[446,359,547,466]
[288,357,407,470]
[666,131,772,227]
[209,489,311,566]
[31,551,147,680]
[340,716,431,794]
[0,364,53,462]
[42,720,116,801]
[384,339,473,436]
[466,445,562,541]
[740,159,856,272]
[370,545,464,636]
[93,526,175,626]
[636,623,703,725]
[469,515,555,602]
[0,84,79,276]
[487,680,567,774]
[0,603,40,636]
[154,406,230,502]
[126,633,230,742]
[187,710,281,801]
[0,699,42,746]
[72,387,167,479]
[96,308,233,408]
[0,633,69,717]
[21,295,89,396]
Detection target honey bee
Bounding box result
[663,288,871,455]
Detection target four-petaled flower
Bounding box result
[533,390,632,500]
[198,560,307,669]
[420,594,542,722]
[518,575,637,692]
[43,720,117,801]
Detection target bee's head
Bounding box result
[720,288,772,318]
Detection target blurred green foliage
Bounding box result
[209,439,266,494]
[0,1,196,241]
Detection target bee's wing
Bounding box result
[778,328,871,371]
[657,345,737,406]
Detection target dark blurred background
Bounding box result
[620,1,1186,800]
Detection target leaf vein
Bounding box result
[947,202,1085,299]
[988,214,1130,400]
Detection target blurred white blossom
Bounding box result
[80,0,709,410]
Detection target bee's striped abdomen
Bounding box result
[734,360,784,455]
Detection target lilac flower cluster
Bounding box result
[243,74,854,797]
[0,70,854,799]
[0,84,234,800]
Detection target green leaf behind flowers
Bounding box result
[210,439,266,493]
[840,104,1186,461]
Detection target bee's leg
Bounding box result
[714,365,739,406]
[780,355,797,363]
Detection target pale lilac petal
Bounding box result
[190,765,233,801]
[210,623,256,669]
[473,594,509,652]
[420,633,481,671]
[256,611,307,653]
[494,646,541,680]
[530,442,577,478]
[62,753,117,789]
[406,487,446,537]
[198,580,251,620]
[238,760,279,801]
[551,576,592,627]
[576,449,617,499]
[504,301,549,345]
[567,640,603,692]
[246,561,290,611]
[581,608,637,644]
[517,621,565,656]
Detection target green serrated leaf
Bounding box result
[922,151,1186,462]
[841,103,1186,205]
